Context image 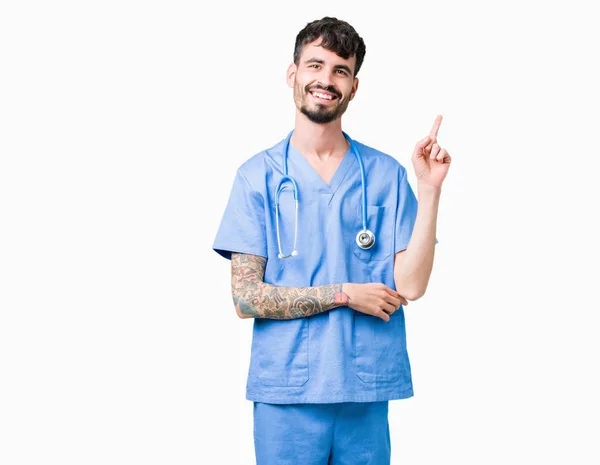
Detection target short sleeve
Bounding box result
[394,167,438,254]
[212,169,267,260]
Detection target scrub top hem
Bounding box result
[245,387,414,405]
[212,242,267,260]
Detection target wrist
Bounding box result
[336,284,352,306]
[417,182,442,199]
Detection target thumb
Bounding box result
[417,135,430,148]
[413,136,430,157]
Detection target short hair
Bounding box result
[293,17,366,77]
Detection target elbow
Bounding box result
[399,285,427,302]
[232,293,255,319]
[405,288,426,302]
[395,275,429,302]
[235,307,252,319]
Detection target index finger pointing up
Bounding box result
[429,114,443,138]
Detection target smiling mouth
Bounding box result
[309,90,339,103]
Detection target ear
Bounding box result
[286,63,297,88]
[349,77,359,101]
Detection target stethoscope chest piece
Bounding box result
[356,229,376,250]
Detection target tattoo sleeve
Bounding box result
[230,252,350,319]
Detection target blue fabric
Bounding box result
[253,401,391,465]
[213,134,437,404]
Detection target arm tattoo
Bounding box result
[231,253,350,320]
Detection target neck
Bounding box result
[290,111,349,158]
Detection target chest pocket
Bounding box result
[353,205,393,262]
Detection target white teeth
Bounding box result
[312,91,333,100]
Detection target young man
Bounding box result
[213,17,451,465]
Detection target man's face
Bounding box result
[287,39,359,124]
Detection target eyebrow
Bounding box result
[304,57,352,75]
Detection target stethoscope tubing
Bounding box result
[276,130,373,258]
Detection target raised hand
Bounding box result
[412,114,452,188]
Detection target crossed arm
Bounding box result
[231,253,350,319]
[230,253,407,321]
[231,181,440,320]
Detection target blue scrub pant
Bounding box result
[253,401,391,465]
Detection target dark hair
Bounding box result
[293,17,366,77]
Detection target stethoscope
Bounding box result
[275,130,375,259]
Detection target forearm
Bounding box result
[236,282,348,319]
[231,253,349,319]
[394,182,441,300]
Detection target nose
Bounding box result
[314,67,335,88]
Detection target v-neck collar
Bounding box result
[287,142,356,195]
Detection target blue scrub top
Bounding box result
[213,133,434,404]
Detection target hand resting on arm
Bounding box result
[231,253,407,322]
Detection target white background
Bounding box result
[1,0,599,464]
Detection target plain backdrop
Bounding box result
[1,0,599,464]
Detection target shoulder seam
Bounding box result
[237,167,257,191]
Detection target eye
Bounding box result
[309,64,320,69]
[335,70,348,76]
